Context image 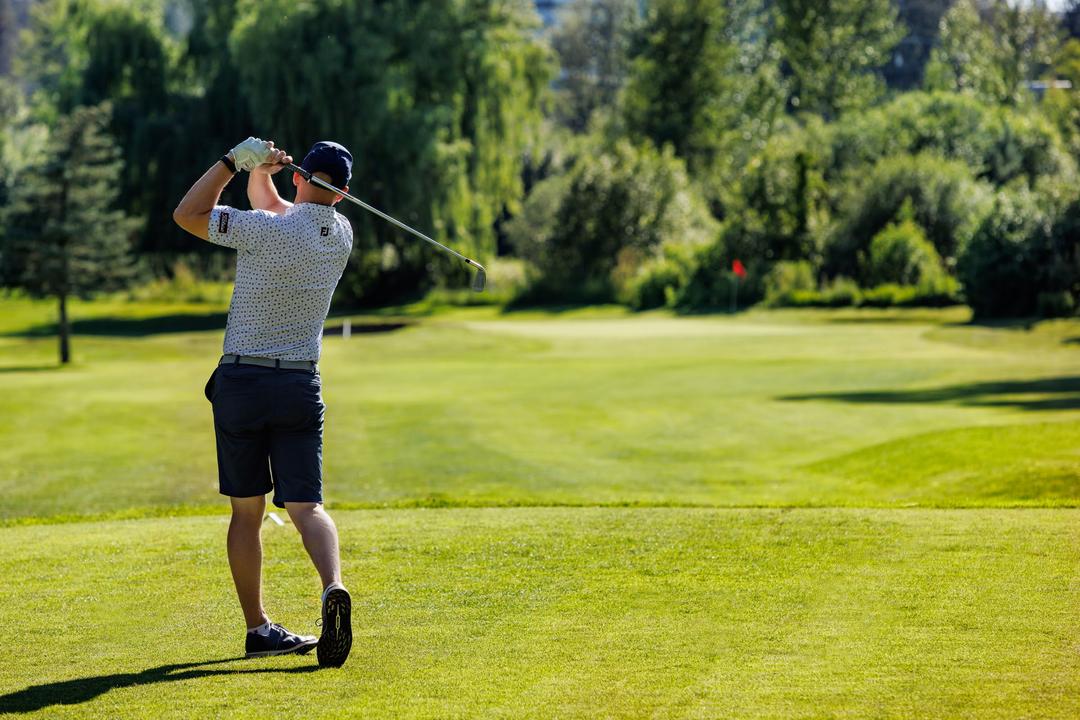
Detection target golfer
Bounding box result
[173,137,353,667]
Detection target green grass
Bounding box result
[1,297,1078,518]
[1,292,1079,717]
[1,508,1077,719]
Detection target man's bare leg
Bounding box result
[228,495,269,628]
[287,501,351,667]
[284,501,342,590]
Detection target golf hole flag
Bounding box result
[732,259,747,279]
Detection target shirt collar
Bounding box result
[286,202,337,216]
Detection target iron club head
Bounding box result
[471,267,487,292]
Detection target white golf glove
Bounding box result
[229,137,273,172]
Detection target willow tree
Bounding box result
[231,0,553,302]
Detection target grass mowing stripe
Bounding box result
[0,508,1076,719]
[6,497,1080,529]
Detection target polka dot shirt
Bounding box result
[208,203,353,361]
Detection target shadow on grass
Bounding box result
[6,313,228,338]
[0,364,62,373]
[0,658,321,713]
[8,314,412,339]
[780,376,1080,412]
[323,321,410,335]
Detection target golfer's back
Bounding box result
[208,203,352,361]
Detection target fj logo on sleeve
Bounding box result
[219,212,230,234]
[320,226,329,237]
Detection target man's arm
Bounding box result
[173,158,235,240]
[173,139,289,239]
[247,159,294,216]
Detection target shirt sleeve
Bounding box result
[207,206,278,251]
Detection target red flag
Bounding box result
[732,259,747,279]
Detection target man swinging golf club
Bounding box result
[173,137,353,667]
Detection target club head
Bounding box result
[471,267,486,292]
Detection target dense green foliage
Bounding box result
[232,0,551,302]
[4,0,551,303]
[773,0,903,119]
[507,140,715,303]
[2,0,1080,317]
[548,0,639,133]
[865,212,944,287]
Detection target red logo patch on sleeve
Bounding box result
[218,212,230,234]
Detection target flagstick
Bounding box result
[730,274,738,313]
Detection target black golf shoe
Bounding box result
[317,586,352,668]
[245,623,318,658]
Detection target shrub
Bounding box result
[673,238,764,311]
[958,187,1053,318]
[820,277,862,307]
[1037,291,1076,318]
[508,139,717,304]
[913,274,963,307]
[770,277,860,308]
[864,211,946,286]
[827,153,992,280]
[860,283,918,307]
[764,261,817,306]
[620,248,694,311]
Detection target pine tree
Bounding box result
[0,103,139,364]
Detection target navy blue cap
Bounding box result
[301,141,352,190]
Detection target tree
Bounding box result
[773,0,904,119]
[925,0,1061,105]
[958,186,1056,318]
[1041,38,1080,153]
[622,0,784,209]
[508,139,717,303]
[548,0,639,132]
[18,0,185,255]
[0,104,139,363]
[232,0,553,304]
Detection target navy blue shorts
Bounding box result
[205,363,325,508]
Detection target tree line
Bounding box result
[2,0,1080,360]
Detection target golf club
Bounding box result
[286,162,487,292]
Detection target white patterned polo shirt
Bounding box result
[207,203,353,361]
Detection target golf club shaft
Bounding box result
[285,163,485,274]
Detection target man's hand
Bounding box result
[229,137,274,172]
[251,141,293,176]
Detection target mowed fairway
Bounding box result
[0,294,1078,717]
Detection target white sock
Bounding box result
[247,620,272,636]
[322,582,345,603]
